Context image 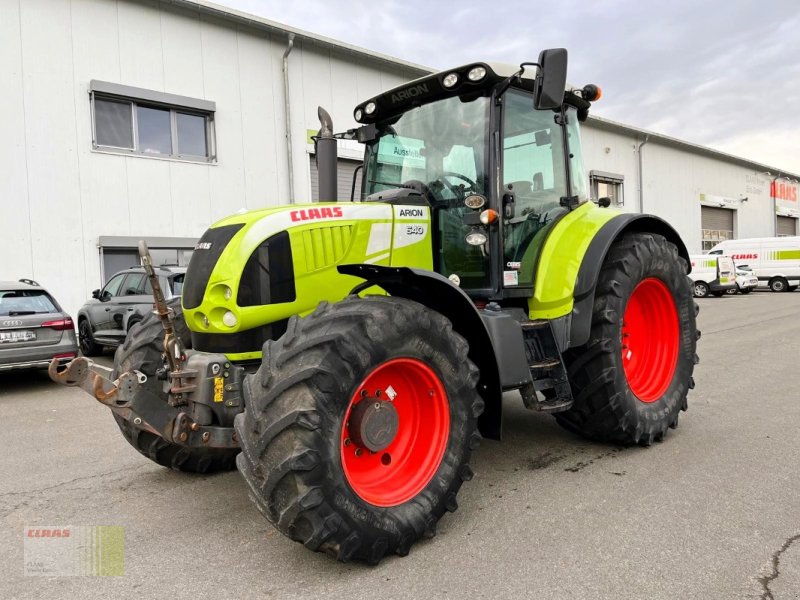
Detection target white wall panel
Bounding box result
[118,0,165,92]
[200,17,246,220]
[19,0,86,317]
[0,0,34,280]
[160,6,205,99]
[238,30,281,209]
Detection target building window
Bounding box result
[589,171,624,206]
[90,80,215,163]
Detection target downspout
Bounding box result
[636,135,649,213]
[771,174,781,236]
[283,34,296,203]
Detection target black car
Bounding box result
[0,279,79,371]
[76,266,186,355]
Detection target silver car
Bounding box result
[0,279,79,371]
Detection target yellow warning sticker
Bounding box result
[213,377,224,403]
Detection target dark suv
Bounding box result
[0,279,79,371]
[76,266,186,355]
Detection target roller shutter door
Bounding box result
[309,156,363,202]
[701,206,734,232]
[777,216,797,236]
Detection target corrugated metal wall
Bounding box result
[777,216,798,236]
[309,157,363,202]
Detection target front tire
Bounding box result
[556,233,698,446]
[111,299,238,473]
[235,296,483,564]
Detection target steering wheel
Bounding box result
[442,171,478,193]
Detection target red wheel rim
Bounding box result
[621,278,680,402]
[341,358,450,507]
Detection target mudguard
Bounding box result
[338,264,504,440]
[569,214,690,348]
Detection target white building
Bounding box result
[2,0,799,317]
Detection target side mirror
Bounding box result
[534,48,568,110]
[598,197,612,208]
[92,289,101,300]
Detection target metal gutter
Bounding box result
[282,34,295,203]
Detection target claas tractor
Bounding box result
[51,48,698,564]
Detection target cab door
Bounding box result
[500,89,570,291]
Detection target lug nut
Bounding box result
[354,448,363,457]
[178,432,188,442]
[344,438,352,446]
[190,423,200,431]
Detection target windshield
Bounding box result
[364,95,491,289]
[363,95,489,200]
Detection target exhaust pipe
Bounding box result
[315,106,338,202]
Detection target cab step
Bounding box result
[520,319,573,413]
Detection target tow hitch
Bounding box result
[48,241,242,449]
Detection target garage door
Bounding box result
[777,216,797,237]
[309,156,363,202]
[701,206,734,251]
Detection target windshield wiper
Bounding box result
[8,311,37,316]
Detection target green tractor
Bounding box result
[52,49,698,564]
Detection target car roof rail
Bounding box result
[18,278,40,286]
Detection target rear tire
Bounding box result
[769,277,789,292]
[693,281,710,298]
[235,296,482,564]
[555,233,698,446]
[111,299,238,473]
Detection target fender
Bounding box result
[338,264,504,440]
[569,214,690,348]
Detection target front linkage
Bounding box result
[49,242,243,451]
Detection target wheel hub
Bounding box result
[349,398,399,452]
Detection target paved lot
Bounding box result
[1,291,799,599]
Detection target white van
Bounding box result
[689,255,737,297]
[708,237,800,292]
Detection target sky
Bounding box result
[215,0,800,175]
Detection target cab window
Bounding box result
[502,89,568,286]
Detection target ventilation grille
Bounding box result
[300,225,354,271]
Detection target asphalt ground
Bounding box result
[1,290,799,599]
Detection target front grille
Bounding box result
[183,224,244,309]
[237,231,296,307]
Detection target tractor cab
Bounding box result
[340,50,600,301]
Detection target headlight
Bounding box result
[467,66,487,82]
[222,311,238,327]
[364,102,376,115]
[464,194,486,209]
[354,108,364,122]
[442,73,459,88]
[465,229,488,246]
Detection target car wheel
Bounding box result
[725,288,738,295]
[78,319,100,356]
[693,281,710,298]
[769,277,789,292]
